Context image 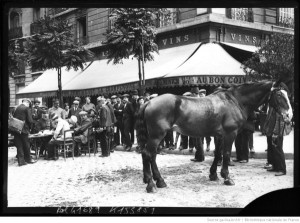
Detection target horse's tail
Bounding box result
[136,101,149,149]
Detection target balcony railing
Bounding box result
[278,16,294,28]
[156,10,179,28]
[75,36,89,45]
[9,26,23,40]
[226,8,254,23]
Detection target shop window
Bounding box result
[76,16,88,45]
[278,8,294,28]
[197,8,208,15]
[226,8,253,22]
[157,8,178,28]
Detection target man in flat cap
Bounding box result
[12,98,36,166]
[113,94,125,147]
[68,100,82,124]
[122,94,135,151]
[72,111,92,156]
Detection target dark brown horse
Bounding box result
[136,80,293,193]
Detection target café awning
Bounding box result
[61,42,200,96]
[154,42,252,87]
[16,65,87,99]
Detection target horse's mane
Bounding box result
[228,80,272,94]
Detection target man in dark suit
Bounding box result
[13,98,36,166]
[130,90,139,145]
[122,94,135,151]
[114,94,125,146]
[105,95,117,153]
[68,100,82,123]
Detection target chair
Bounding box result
[80,127,96,157]
[56,130,75,161]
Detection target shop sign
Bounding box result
[225,27,261,45]
[155,75,250,87]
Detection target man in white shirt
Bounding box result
[45,114,75,160]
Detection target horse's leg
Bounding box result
[142,137,164,193]
[151,153,167,188]
[221,132,236,186]
[209,136,222,181]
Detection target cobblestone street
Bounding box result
[7,143,294,208]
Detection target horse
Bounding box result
[136,80,293,193]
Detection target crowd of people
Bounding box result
[10,85,292,177]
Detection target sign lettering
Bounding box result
[229,32,260,45]
[161,35,190,47]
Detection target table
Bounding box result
[29,133,53,159]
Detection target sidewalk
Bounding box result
[114,130,294,160]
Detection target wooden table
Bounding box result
[29,133,53,159]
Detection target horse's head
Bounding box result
[269,82,293,123]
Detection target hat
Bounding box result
[122,94,130,98]
[51,114,59,121]
[132,90,138,95]
[183,92,192,96]
[53,99,59,103]
[33,99,41,104]
[111,95,117,99]
[69,115,78,124]
[75,97,81,101]
[137,96,144,102]
[79,111,88,116]
[150,93,158,98]
[22,98,32,104]
[191,87,200,94]
[199,89,206,94]
[73,100,79,105]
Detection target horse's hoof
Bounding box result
[220,172,226,179]
[224,179,235,186]
[146,184,157,193]
[209,173,219,181]
[156,179,167,188]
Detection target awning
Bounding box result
[16,65,87,99]
[219,42,258,53]
[153,42,251,87]
[61,43,200,96]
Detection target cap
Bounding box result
[150,93,158,98]
[69,115,78,124]
[132,90,139,95]
[73,100,79,105]
[79,111,88,116]
[33,99,41,104]
[53,99,59,103]
[199,89,206,94]
[51,114,59,121]
[122,94,130,98]
[183,92,192,96]
[75,97,81,101]
[22,98,32,104]
[111,95,117,99]
[191,87,200,94]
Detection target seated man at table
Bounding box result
[73,111,92,156]
[45,115,76,160]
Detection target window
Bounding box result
[33,8,40,21]
[227,8,253,22]
[10,11,20,29]
[76,16,88,45]
[197,8,208,15]
[157,8,178,28]
[278,8,294,28]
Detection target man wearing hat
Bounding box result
[12,98,36,166]
[68,100,82,123]
[82,96,95,112]
[95,98,114,157]
[45,114,73,160]
[74,97,83,109]
[73,111,92,156]
[113,94,125,146]
[122,94,135,151]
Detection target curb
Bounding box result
[113,145,294,160]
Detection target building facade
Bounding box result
[9,7,294,106]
